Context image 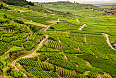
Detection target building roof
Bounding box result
[114,41,116,44]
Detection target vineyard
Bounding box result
[45,40,62,50]
[57,68,76,77]
[0,1,116,78]
[0,61,3,74]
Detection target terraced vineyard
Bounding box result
[0,0,116,78]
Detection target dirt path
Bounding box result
[86,61,92,67]
[78,24,86,30]
[76,19,80,22]
[76,64,79,67]
[0,46,14,57]
[64,55,68,61]
[44,22,57,31]
[102,33,116,50]
[11,35,48,78]
[44,58,49,63]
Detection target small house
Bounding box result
[114,41,116,48]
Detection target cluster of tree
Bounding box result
[1,0,34,6]
[29,24,43,32]
[0,4,3,9]
[0,3,9,9]
[14,19,24,24]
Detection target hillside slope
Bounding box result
[38,1,101,17]
[0,1,116,78]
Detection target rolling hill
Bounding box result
[0,1,116,78]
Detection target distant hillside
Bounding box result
[0,0,34,6]
[37,1,101,17]
[39,1,99,9]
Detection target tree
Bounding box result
[3,14,7,19]
[0,4,4,9]
[28,1,34,6]
[53,66,56,72]
[67,12,70,14]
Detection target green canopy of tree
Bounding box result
[0,0,34,6]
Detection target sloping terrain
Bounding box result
[0,1,116,78]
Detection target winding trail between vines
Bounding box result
[44,22,57,31]
[77,19,116,51]
[78,23,86,30]
[11,35,48,78]
[77,19,86,30]
[102,33,116,50]
[11,21,57,78]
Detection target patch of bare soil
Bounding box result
[86,61,92,67]
[64,55,68,61]
[76,64,79,67]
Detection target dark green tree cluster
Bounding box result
[1,0,34,6]
[14,19,24,24]
[29,24,43,33]
[0,4,3,9]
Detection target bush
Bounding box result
[14,20,24,24]
[39,55,47,62]
[50,27,54,29]
[53,66,56,72]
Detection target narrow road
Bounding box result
[76,19,80,22]
[102,33,116,50]
[78,23,86,30]
[44,22,57,31]
[11,35,48,78]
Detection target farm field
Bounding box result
[0,0,116,78]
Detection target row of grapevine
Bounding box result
[34,36,43,45]
[12,39,27,47]
[45,53,65,60]
[19,58,53,71]
[57,68,76,78]
[0,60,3,73]
[37,46,60,53]
[38,62,52,71]
[15,33,29,39]
[46,72,60,78]
[29,33,37,41]
[23,65,54,78]
[70,33,85,43]
[59,37,82,54]
[23,41,36,51]
[18,58,38,67]
[45,40,62,50]
[46,31,68,38]
[0,41,12,56]
[23,35,43,51]
[88,71,98,78]
[66,54,104,74]
[47,58,77,71]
